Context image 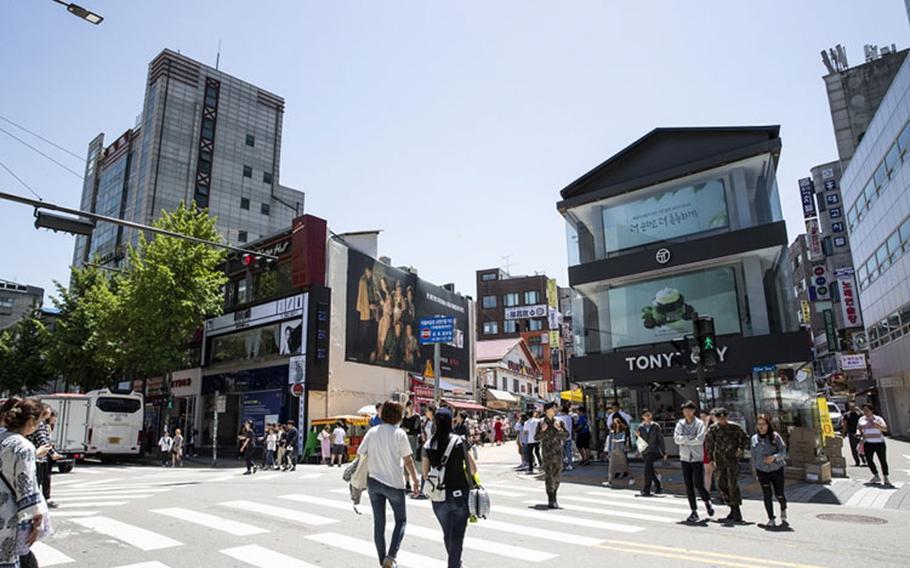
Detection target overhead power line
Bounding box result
[0,160,44,201]
[0,115,84,160]
[0,125,84,180]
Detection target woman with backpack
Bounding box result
[423,407,479,568]
[751,414,788,527]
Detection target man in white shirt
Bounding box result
[157,431,172,467]
[557,405,575,470]
[523,411,542,473]
[331,422,347,467]
[358,401,420,568]
[607,401,632,429]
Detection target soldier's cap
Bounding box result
[712,407,729,417]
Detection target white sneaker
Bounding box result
[628,477,636,486]
[870,475,881,484]
[883,476,892,486]
[766,517,777,527]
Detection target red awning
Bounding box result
[443,399,486,412]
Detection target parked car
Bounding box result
[827,402,844,432]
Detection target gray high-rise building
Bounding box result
[73,49,305,267]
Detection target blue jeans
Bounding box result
[563,438,574,467]
[432,492,470,568]
[265,449,275,467]
[368,477,407,563]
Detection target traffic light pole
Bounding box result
[433,343,441,406]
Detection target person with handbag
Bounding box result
[538,402,569,508]
[751,414,788,527]
[0,397,51,568]
[359,401,420,568]
[422,407,479,568]
[858,403,891,486]
[606,416,633,487]
[636,409,666,496]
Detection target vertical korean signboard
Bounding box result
[808,263,830,301]
[835,268,862,328]
[823,309,838,352]
[799,178,817,218]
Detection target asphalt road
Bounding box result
[33,442,910,568]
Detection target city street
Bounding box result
[34,442,910,568]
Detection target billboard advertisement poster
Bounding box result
[840,353,867,371]
[345,248,471,379]
[835,269,862,328]
[608,266,741,349]
[805,219,822,259]
[241,390,284,434]
[601,179,728,254]
[800,300,812,325]
[288,354,306,384]
[799,178,817,218]
[504,304,548,320]
[808,263,830,302]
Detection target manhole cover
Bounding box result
[817,513,888,525]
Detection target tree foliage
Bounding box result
[0,312,51,394]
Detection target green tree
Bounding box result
[117,202,228,378]
[0,312,51,394]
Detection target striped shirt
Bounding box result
[26,421,51,463]
[858,415,887,443]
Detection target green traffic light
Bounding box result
[704,337,714,350]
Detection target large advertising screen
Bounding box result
[608,267,741,348]
[601,179,728,252]
[345,249,471,379]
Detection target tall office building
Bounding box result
[73,49,305,267]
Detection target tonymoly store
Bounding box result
[558,126,815,453]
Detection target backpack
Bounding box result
[425,435,461,502]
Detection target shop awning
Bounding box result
[486,389,519,404]
[560,389,584,403]
[443,399,486,412]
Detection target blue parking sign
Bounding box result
[418,316,455,345]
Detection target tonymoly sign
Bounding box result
[624,346,729,371]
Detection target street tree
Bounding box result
[0,312,51,394]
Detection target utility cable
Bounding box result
[0,125,84,180]
[0,160,43,201]
[0,114,84,160]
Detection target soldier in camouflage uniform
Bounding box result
[705,407,750,522]
[537,401,570,509]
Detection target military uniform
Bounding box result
[537,417,569,507]
[706,422,750,508]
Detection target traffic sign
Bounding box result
[418,316,455,345]
[290,383,304,398]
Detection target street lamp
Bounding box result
[51,0,104,25]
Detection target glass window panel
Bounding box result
[529,319,543,331]
[874,163,887,189]
[900,217,910,246]
[901,305,910,332]
[900,123,910,157]
[858,263,868,283]
[888,232,901,261]
[503,293,519,307]
[885,143,901,175]
[243,165,252,178]
[524,291,540,304]
[877,244,890,270]
[482,295,497,309]
[878,321,891,345]
[503,319,518,333]
[863,179,876,206]
[891,313,903,339]
[847,206,857,230]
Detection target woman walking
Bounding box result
[700,410,716,498]
[265,426,278,469]
[751,414,788,527]
[858,403,891,485]
[606,416,633,487]
[359,401,420,568]
[171,428,184,468]
[318,425,332,465]
[423,408,478,568]
[239,420,257,475]
[493,417,504,446]
[637,409,666,496]
[1,398,50,568]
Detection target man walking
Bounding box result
[538,402,569,508]
[331,421,347,467]
[284,420,299,471]
[523,411,541,474]
[158,430,173,467]
[705,408,749,522]
[674,401,714,523]
[637,409,666,496]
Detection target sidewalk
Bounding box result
[474,438,910,511]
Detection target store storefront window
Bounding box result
[703,377,755,433]
[755,366,816,434]
[209,323,282,364]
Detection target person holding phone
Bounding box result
[637,409,666,496]
[858,403,891,486]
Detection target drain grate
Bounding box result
[817,513,888,525]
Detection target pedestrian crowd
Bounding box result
[235,419,299,475]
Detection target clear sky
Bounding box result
[1,1,908,301]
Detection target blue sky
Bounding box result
[1,1,908,301]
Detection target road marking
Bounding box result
[221,545,319,568]
[152,507,269,536]
[31,542,74,566]
[410,500,643,533]
[112,563,173,568]
[206,475,237,482]
[57,501,128,507]
[50,510,101,517]
[602,540,826,568]
[58,494,152,501]
[283,495,554,562]
[54,487,170,495]
[565,494,692,514]
[299,473,323,479]
[71,516,182,550]
[845,486,899,508]
[482,488,527,498]
[307,532,446,568]
[523,500,675,523]
[77,476,125,487]
[584,489,691,506]
[479,519,604,546]
[220,500,338,526]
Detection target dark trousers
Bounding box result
[41,460,51,501]
[642,454,662,494]
[756,468,786,519]
[715,460,742,506]
[865,441,889,476]
[524,443,540,472]
[681,461,711,512]
[432,492,470,568]
[19,551,38,568]
[368,477,407,563]
[848,434,865,465]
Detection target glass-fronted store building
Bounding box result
[558,126,815,452]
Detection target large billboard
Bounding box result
[608,266,741,348]
[601,179,728,253]
[345,249,471,379]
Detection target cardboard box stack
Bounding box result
[787,426,831,484]
[824,435,847,477]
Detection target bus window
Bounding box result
[95,397,141,414]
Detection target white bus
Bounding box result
[41,389,144,468]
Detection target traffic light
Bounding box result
[241,254,277,270]
[694,316,718,369]
[670,337,695,370]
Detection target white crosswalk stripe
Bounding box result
[479,519,604,546]
[31,542,74,566]
[482,488,527,497]
[71,516,182,550]
[307,532,447,568]
[530,500,676,523]
[50,510,101,517]
[281,494,556,562]
[584,489,691,506]
[152,507,269,536]
[221,545,320,568]
[220,500,338,526]
[58,494,152,501]
[58,501,129,507]
[563,494,692,514]
[112,563,172,568]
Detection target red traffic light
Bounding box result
[242,253,255,266]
